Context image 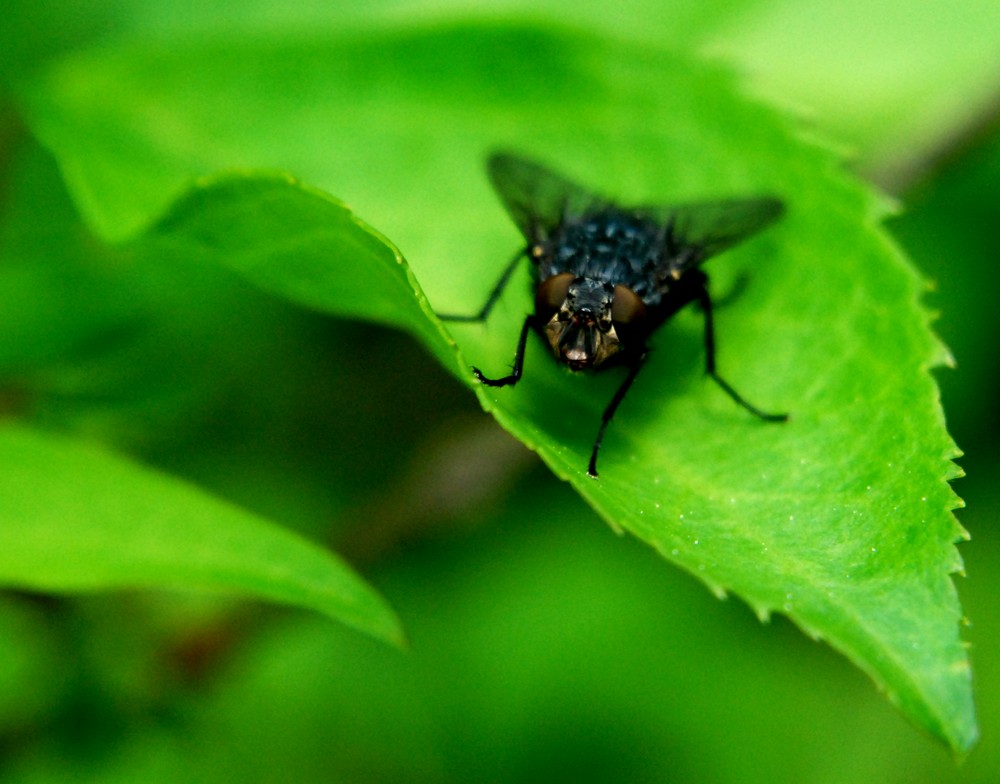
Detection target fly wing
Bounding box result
[487,152,606,244]
[637,197,784,274]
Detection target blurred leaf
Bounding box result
[149,171,460,375]
[0,141,457,533]
[0,140,303,442]
[0,140,137,374]
[8,0,998,189]
[0,0,127,89]
[15,23,973,749]
[0,425,404,646]
[7,481,990,784]
[0,597,66,732]
[705,0,1000,185]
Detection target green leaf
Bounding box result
[16,23,973,749]
[10,0,997,190]
[148,171,460,376]
[0,425,404,646]
[705,0,1000,184]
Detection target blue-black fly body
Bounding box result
[441,152,787,478]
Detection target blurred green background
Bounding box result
[1,1,998,782]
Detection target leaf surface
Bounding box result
[0,425,404,646]
[16,23,973,749]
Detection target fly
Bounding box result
[440,152,788,478]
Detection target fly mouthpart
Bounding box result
[560,318,596,362]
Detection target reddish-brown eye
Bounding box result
[611,285,646,325]
[536,273,575,314]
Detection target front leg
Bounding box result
[473,314,536,387]
[438,248,525,324]
[588,351,648,478]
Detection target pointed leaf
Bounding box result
[0,425,404,646]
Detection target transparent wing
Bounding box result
[486,152,606,243]
[636,198,785,271]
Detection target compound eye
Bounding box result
[611,285,646,325]
[536,272,575,315]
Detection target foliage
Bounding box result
[2,1,998,781]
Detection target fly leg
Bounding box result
[473,314,535,387]
[588,351,648,478]
[437,248,525,323]
[438,249,534,387]
[698,284,787,422]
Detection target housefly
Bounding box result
[440,152,787,478]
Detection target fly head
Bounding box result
[536,273,647,370]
